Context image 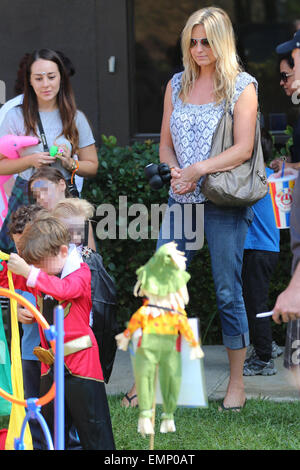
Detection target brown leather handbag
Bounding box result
[201,108,268,207]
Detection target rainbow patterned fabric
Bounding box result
[268,174,296,229]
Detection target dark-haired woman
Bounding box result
[0,48,98,252]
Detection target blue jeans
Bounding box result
[157,197,253,350]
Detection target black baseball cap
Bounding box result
[276,29,300,54]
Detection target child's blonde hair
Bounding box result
[180,6,242,105]
[52,198,95,220]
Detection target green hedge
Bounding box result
[82,136,291,345]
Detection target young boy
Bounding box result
[0,215,115,450]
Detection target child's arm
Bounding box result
[0,258,30,291]
[28,265,90,301]
[7,254,90,301]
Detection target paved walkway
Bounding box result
[105,345,300,402]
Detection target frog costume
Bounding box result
[116,242,204,435]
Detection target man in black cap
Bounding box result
[274,31,300,170]
[276,29,300,84]
[273,30,300,387]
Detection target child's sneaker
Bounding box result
[243,357,277,376]
[244,347,258,365]
[271,341,283,358]
[246,344,255,361]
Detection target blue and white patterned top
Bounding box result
[169,71,258,203]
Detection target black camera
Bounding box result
[144,163,171,190]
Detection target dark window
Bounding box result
[133,0,300,141]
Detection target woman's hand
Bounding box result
[27,152,54,169]
[171,162,203,194]
[171,179,197,195]
[7,253,31,278]
[54,143,74,172]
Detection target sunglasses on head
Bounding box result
[280,71,293,83]
[190,38,211,48]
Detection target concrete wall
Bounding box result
[0,0,132,145]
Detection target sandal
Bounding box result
[121,393,138,408]
[219,400,246,412]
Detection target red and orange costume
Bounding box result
[0,247,115,450]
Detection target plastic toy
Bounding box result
[0,135,40,161]
[0,250,56,450]
[0,288,56,407]
[115,242,204,440]
[0,250,65,450]
[49,145,79,185]
[144,162,171,190]
[49,145,63,159]
[0,304,12,417]
[0,251,33,449]
[0,289,64,450]
[0,135,40,219]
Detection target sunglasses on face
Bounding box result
[190,37,211,48]
[280,71,293,83]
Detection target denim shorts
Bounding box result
[157,197,253,350]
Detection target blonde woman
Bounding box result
[157,7,258,411]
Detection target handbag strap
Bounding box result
[84,220,89,246]
[37,113,49,152]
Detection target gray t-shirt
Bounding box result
[0,105,95,181]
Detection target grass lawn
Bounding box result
[1,396,299,450]
[109,396,300,451]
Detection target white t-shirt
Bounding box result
[0,104,93,189]
[0,94,23,127]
